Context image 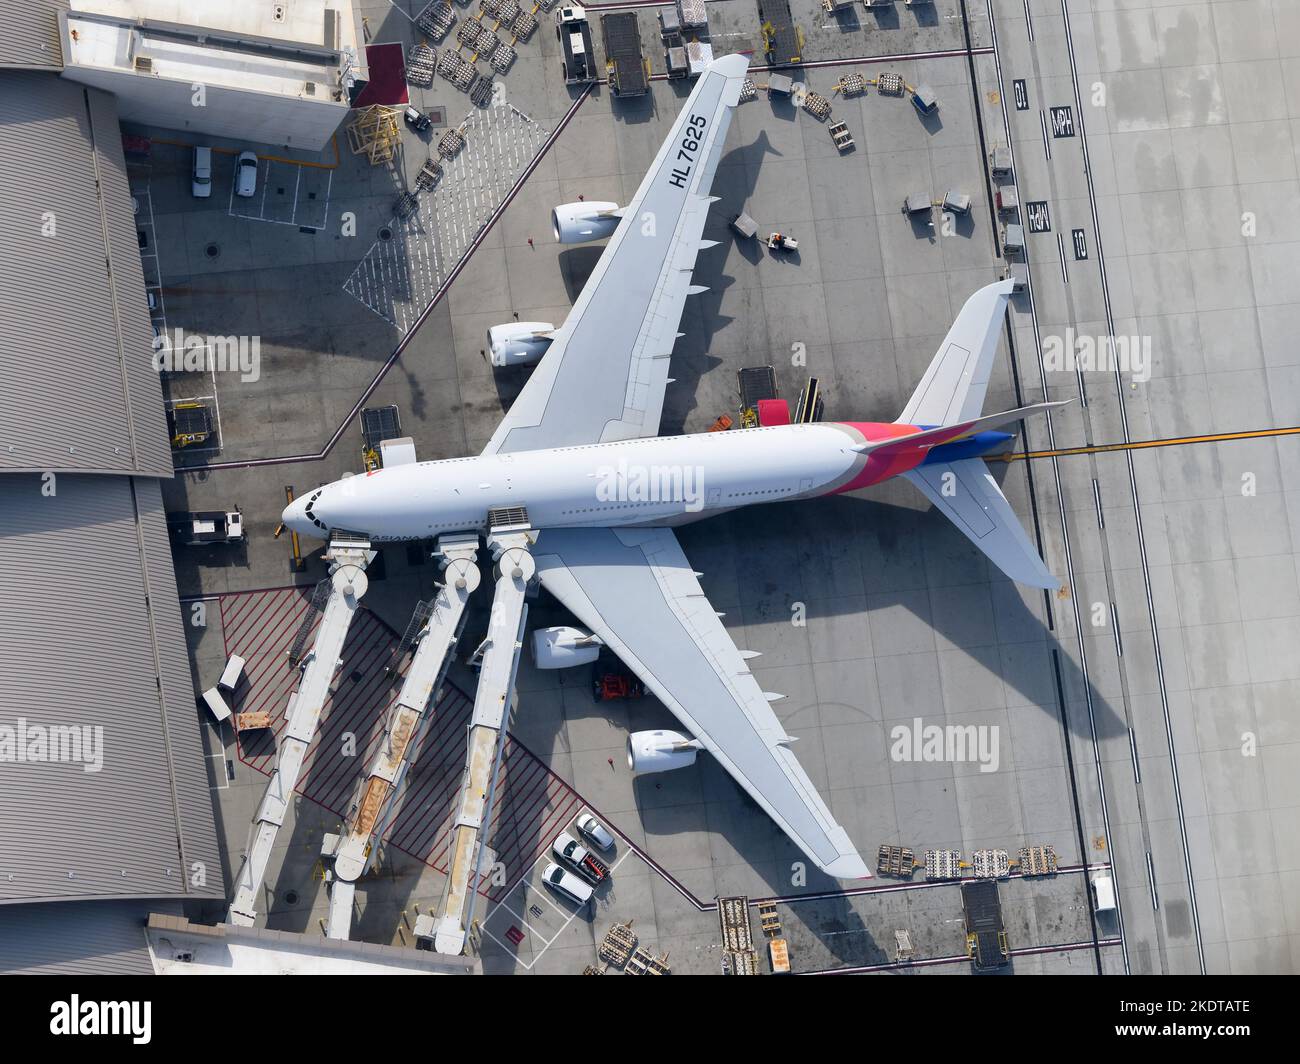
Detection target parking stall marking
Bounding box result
[228,156,333,230]
[480,831,637,970]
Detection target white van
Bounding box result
[542,862,593,906]
[201,686,232,723]
[218,654,245,694]
[192,146,213,198]
[1091,874,1116,913]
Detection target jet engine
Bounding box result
[552,201,621,244]
[531,626,603,669]
[487,322,555,368]
[627,730,701,774]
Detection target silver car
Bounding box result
[576,813,615,852]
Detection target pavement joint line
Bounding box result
[1057,0,1204,972]
[800,936,1124,975]
[985,0,1128,974]
[150,133,342,170]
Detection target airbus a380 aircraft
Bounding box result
[284,55,1061,881]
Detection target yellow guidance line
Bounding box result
[149,134,341,170]
[997,425,1300,463]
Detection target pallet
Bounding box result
[407,42,437,87]
[415,158,443,191]
[717,896,754,951]
[436,49,476,90]
[415,0,457,42]
[437,127,467,159]
[626,946,670,975]
[837,72,865,97]
[802,91,831,120]
[469,74,495,107]
[489,41,516,74]
[598,922,637,967]
[877,71,904,97]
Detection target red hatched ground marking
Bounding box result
[217,587,581,899]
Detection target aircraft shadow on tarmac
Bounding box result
[500,485,1124,968]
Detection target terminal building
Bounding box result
[57,0,365,150]
[0,3,225,973]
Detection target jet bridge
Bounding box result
[228,538,374,927]
[322,534,481,939]
[433,522,536,955]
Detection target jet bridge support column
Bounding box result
[227,540,373,927]
[323,534,481,939]
[434,527,535,955]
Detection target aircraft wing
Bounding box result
[530,526,871,880]
[483,54,749,455]
[903,458,1059,589]
[897,279,1016,427]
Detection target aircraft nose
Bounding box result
[282,495,311,535]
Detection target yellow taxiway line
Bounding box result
[997,425,1300,463]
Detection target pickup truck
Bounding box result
[553,831,609,885]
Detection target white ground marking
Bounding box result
[479,809,636,971]
[342,103,549,332]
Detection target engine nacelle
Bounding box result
[487,322,555,368]
[552,201,621,244]
[627,730,700,775]
[532,626,603,669]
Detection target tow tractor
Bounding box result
[553,831,609,885]
[767,231,799,253]
[403,105,433,133]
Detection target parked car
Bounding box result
[192,146,213,198]
[234,150,258,198]
[542,862,593,905]
[553,831,609,884]
[576,813,615,852]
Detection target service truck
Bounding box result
[168,510,244,546]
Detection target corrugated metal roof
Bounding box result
[0,1,66,69]
[0,899,182,975]
[0,474,224,906]
[0,72,174,477]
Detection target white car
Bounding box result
[234,150,258,198]
[542,862,593,906]
[192,146,213,198]
[576,813,615,852]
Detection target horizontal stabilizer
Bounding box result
[903,459,1058,589]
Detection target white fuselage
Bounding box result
[288,423,868,542]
